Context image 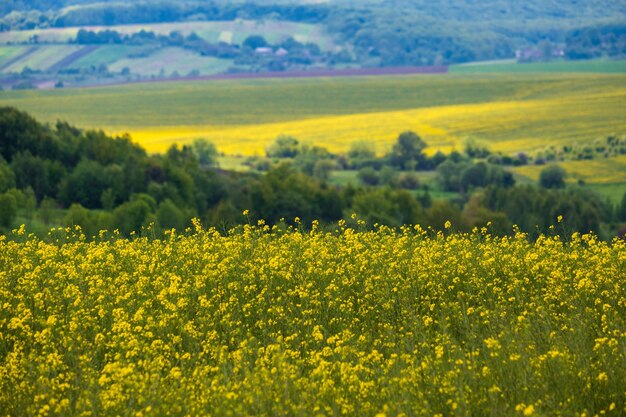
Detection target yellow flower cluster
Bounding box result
[1,224,625,416]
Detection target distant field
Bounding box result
[2,73,625,158]
[67,45,147,69]
[0,46,27,62]
[0,44,234,77]
[0,46,30,71]
[107,47,234,77]
[0,20,335,50]
[511,156,626,203]
[450,59,626,74]
[512,155,626,185]
[0,20,334,77]
[1,45,83,73]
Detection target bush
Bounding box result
[358,167,380,186]
[397,172,420,189]
[266,135,300,158]
[539,164,566,189]
[0,192,17,228]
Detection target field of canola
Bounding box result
[1,222,625,416]
[2,73,625,156]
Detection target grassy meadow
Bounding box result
[0,45,84,73]
[2,72,625,156]
[1,224,625,416]
[450,59,626,74]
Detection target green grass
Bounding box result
[0,46,28,62]
[328,170,359,187]
[1,73,622,127]
[512,154,626,186]
[1,72,625,158]
[106,47,234,77]
[588,183,626,204]
[68,45,146,69]
[216,156,251,172]
[2,45,83,73]
[450,59,626,74]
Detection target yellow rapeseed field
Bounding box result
[1,221,625,416]
[3,73,625,157]
[126,91,626,156]
[513,155,626,184]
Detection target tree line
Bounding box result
[1,106,625,240]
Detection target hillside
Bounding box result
[3,72,625,159]
[0,0,624,85]
[0,20,335,82]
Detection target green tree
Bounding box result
[113,197,155,236]
[461,162,488,190]
[0,107,56,162]
[358,167,380,186]
[348,141,376,168]
[426,200,466,231]
[11,152,65,201]
[617,192,626,222]
[436,160,469,192]
[192,139,218,168]
[266,135,300,158]
[157,199,186,231]
[243,35,268,50]
[59,160,110,208]
[64,203,113,237]
[0,157,15,193]
[39,197,58,225]
[388,131,427,170]
[539,165,566,189]
[313,159,338,182]
[0,191,17,229]
[251,163,342,224]
[64,203,97,237]
[352,188,425,227]
[397,172,420,190]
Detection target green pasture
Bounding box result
[107,47,234,77]
[2,72,625,171]
[68,45,146,69]
[0,46,27,62]
[450,59,626,74]
[1,72,621,127]
[1,45,83,73]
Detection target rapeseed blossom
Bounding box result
[0,222,625,416]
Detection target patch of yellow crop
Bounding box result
[121,111,454,155]
[1,225,625,415]
[512,154,626,184]
[120,86,626,156]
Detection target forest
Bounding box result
[1,106,624,240]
